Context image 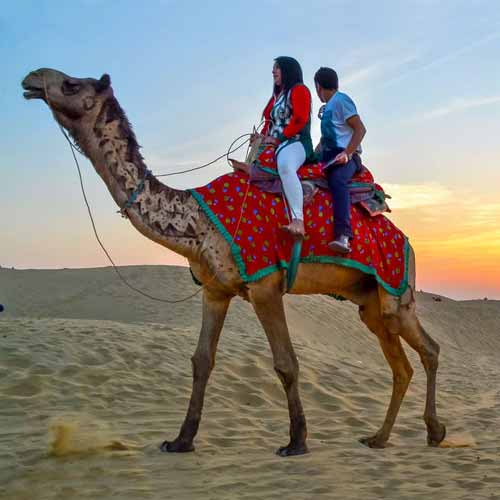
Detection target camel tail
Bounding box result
[376,241,416,321]
[399,242,417,307]
[408,243,416,291]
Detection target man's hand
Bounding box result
[333,151,350,165]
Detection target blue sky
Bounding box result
[2,1,500,299]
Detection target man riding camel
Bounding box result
[314,66,366,254]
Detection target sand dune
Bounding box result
[1,266,499,499]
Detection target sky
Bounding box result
[1,0,500,300]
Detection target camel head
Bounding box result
[22,68,112,133]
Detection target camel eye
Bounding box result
[61,79,81,96]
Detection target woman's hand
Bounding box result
[263,135,280,146]
[250,132,264,145]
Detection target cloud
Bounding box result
[341,51,421,89]
[382,182,453,209]
[382,30,500,89]
[419,95,500,119]
[459,201,500,228]
[342,64,383,87]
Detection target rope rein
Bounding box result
[45,76,256,304]
[60,126,207,304]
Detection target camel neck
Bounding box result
[76,97,201,260]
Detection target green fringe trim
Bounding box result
[190,188,410,296]
[190,189,286,282]
[299,239,410,296]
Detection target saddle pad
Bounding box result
[190,172,409,296]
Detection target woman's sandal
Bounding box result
[282,219,305,239]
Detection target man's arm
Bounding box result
[333,114,366,164]
[344,115,366,156]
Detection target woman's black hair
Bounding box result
[273,56,304,95]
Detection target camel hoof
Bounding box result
[427,423,446,447]
[359,435,387,449]
[159,439,195,453]
[276,443,309,457]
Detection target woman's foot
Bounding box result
[282,219,305,238]
[228,158,250,175]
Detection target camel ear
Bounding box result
[95,74,111,92]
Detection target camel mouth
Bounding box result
[22,76,46,101]
[23,88,45,100]
[22,84,45,100]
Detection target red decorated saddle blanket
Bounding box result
[190,171,409,296]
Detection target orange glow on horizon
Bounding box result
[386,187,500,299]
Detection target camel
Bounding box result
[21,68,446,456]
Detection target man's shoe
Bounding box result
[328,235,351,254]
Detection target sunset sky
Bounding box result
[2,1,500,299]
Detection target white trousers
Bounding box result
[276,141,306,221]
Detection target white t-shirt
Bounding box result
[320,91,362,153]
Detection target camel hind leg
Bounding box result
[398,290,446,446]
[359,291,414,448]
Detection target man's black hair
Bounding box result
[273,56,304,95]
[314,67,339,90]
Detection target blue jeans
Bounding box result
[325,159,358,239]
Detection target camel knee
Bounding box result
[384,337,414,386]
[274,356,299,389]
[191,352,214,381]
[382,313,401,335]
[393,364,413,388]
[422,338,440,372]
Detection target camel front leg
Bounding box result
[250,288,308,457]
[160,289,231,453]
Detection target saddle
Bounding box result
[248,144,390,217]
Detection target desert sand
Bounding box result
[1,265,499,500]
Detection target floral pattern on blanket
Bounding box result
[191,171,409,296]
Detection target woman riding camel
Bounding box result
[231,57,314,237]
